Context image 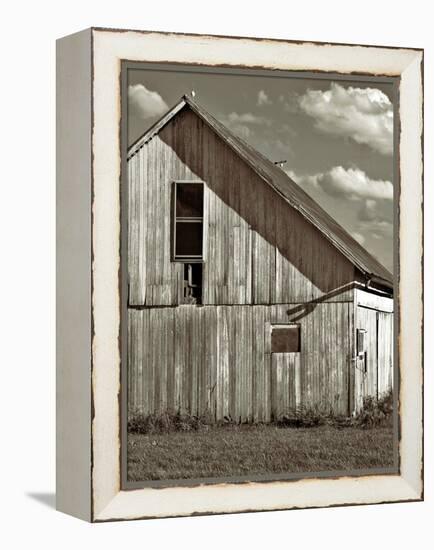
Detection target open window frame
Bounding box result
[172,180,205,263]
[56,27,424,522]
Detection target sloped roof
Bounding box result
[128,95,393,288]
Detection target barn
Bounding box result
[126,94,394,422]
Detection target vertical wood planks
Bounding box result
[354,306,381,412]
[377,311,394,396]
[128,301,354,420]
[271,353,301,418]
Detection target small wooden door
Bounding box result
[377,311,394,396]
[354,306,378,413]
[270,353,301,418]
[354,307,393,413]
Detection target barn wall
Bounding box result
[377,311,394,396]
[128,108,356,307]
[128,301,353,420]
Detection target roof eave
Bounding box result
[127,97,188,159]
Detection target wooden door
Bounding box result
[377,311,393,397]
[354,306,378,412]
[270,353,301,418]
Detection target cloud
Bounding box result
[283,92,299,114]
[356,197,393,247]
[316,167,393,201]
[358,199,381,221]
[257,90,271,106]
[286,170,320,190]
[220,111,270,140]
[357,199,393,236]
[128,84,168,120]
[288,166,393,202]
[297,83,393,155]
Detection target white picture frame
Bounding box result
[56,27,423,522]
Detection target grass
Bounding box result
[127,423,395,481]
[127,392,395,481]
[127,391,394,434]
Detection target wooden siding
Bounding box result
[128,302,353,420]
[271,354,301,417]
[127,106,394,419]
[377,311,394,397]
[128,108,357,307]
[354,306,393,412]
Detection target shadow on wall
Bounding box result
[286,284,358,321]
[157,107,357,295]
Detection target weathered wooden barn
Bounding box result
[126,94,394,421]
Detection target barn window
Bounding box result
[271,325,301,353]
[173,181,204,261]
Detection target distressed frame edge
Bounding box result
[91,25,424,54]
[90,28,423,522]
[95,476,421,522]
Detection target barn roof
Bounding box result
[128,95,393,289]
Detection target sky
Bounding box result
[127,68,395,273]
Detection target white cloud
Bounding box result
[356,198,393,246]
[298,83,393,155]
[286,170,319,189]
[288,166,393,202]
[128,84,168,120]
[220,111,271,140]
[257,90,271,106]
[357,198,393,231]
[354,198,393,256]
[317,167,393,201]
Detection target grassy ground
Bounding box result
[127,424,394,481]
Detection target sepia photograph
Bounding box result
[2,0,427,539]
[123,64,397,485]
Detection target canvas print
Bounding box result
[124,65,396,485]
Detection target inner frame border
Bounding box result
[119,60,401,491]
